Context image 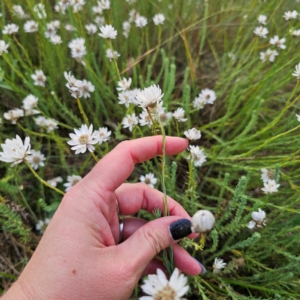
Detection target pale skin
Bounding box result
[3,136,202,300]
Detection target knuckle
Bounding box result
[141,227,166,256]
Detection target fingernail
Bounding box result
[194,258,206,274]
[169,219,192,240]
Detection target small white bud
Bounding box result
[191,210,215,233]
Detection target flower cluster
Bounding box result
[64,72,95,98]
[67,124,111,154]
[193,88,217,110]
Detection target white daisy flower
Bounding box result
[24,20,38,33]
[269,35,286,49]
[94,127,111,144]
[129,9,140,22]
[140,268,189,300]
[0,135,31,166]
[139,173,157,188]
[198,88,217,105]
[117,77,132,92]
[0,40,9,55]
[118,90,136,107]
[139,110,153,127]
[80,79,95,98]
[292,63,300,79]
[3,24,19,35]
[35,117,58,132]
[135,85,164,109]
[191,210,215,233]
[173,108,187,122]
[94,16,105,27]
[257,14,267,25]
[261,179,280,194]
[135,16,148,28]
[260,168,277,183]
[49,20,60,29]
[36,218,51,233]
[64,175,82,192]
[260,49,278,62]
[188,145,206,167]
[12,5,28,19]
[68,38,86,59]
[213,258,227,274]
[296,114,300,122]
[99,25,117,39]
[47,176,63,187]
[122,113,139,132]
[184,128,201,140]
[33,4,47,19]
[69,0,85,13]
[291,29,300,37]
[155,105,172,125]
[31,70,46,87]
[65,24,76,31]
[27,150,46,170]
[35,116,47,127]
[3,108,24,124]
[193,95,207,110]
[64,71,84,98]
[67,124,99,154]
[153,13,165,25]
[99,0,110,10]
[22,95,39,116]
[50,35,62,45]
[122,21,131,38]
[86,24,97,35]
[253,26,268,38]
[92,3,103,14]
[284,10,298,20]
[247,208,266,229]
[54,2,69,14]
[44,23,57,38]
[106,48,120,61]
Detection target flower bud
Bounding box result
[191,210,215,233]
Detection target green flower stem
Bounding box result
[25,161,65,196]
[17,123,68,141]
[150,26,162,66]
[146,108,158,135]
[156,112,169,216]
[187,158,194,191]
[91,151,99,163]
[76,98,89,125]
[107,40,121,81]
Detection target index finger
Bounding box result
[84,136,188,194]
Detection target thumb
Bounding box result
[117,216,193,275]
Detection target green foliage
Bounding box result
[0,201,30,243]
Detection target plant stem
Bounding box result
[156,111,168,216]
[25,161,65,196]
[76,98,89,125]
[91,151,99,162]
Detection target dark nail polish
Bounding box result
[194,258,206,274]
[169,219,192,240]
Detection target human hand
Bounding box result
[4,136,204,300]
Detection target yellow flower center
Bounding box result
[78,134,89,144]
[33,156,40,164]
[154,285,177,300]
